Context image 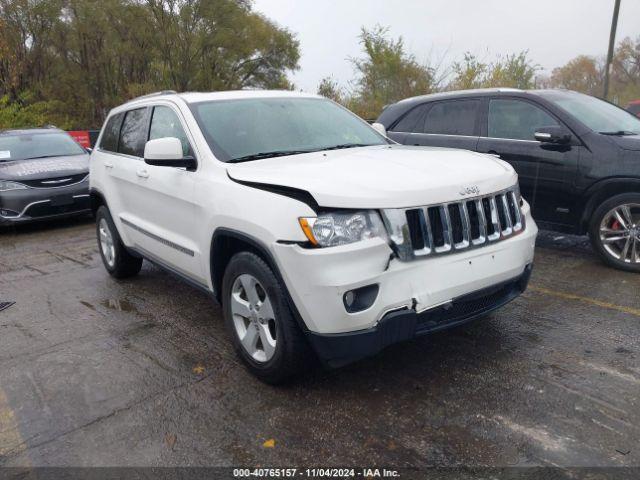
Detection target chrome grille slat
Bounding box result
[436,205,453,253]
[500,193,513,235]
[487,196,501,241]
[473,199,487,245]
[510,191,523,231]
[413,208,432,256]
[456,202,471,249]
[382,186,525,262]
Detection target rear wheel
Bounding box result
[589,194,640,272]
[222,251,312,384]
[96,206,143,278]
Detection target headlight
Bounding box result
[0,180,28,192]
[299,210,388,247]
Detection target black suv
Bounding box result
[377,88,640,272]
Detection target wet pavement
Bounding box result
[0,218,638,468]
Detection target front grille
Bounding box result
[20,173,87,188]
[382,187,524,261]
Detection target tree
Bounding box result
[549,55,602,96]
[0,0,300,128]
[610,36,640,105]
[450,53,488,90]
[450,51,539,90]
[348,26,435,119]
[317,76,343,103]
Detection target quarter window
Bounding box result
[392,104,428,132]
[149,106,193,156]
[488,99,559,141]
[422,100,480,136]
[118,108,148,157]
[99,112,124,152]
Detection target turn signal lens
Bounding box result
[298,217,319,246]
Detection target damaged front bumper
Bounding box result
[272,205,537,365]
[307,264,532,367]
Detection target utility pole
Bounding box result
[603,0,621,99]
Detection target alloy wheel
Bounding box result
[599,203,640,264]
[230,274,277,363]
[99,218,116,268]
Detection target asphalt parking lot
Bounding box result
[0,218,638,468]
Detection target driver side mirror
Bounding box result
[534,125,572,145]
[144,137,196,170]
[371,122,387,137]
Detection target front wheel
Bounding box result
[589,193,640,272]
[222,251,312,384]
[96,206,143,278]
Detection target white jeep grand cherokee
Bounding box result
[90,90,538,383]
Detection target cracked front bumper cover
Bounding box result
[307,264,532,368]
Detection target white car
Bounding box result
[90,90,538,383]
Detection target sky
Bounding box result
[252,0,640,92]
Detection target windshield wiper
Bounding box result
[22,154,66,160]
[227,150,312,163]
[322,143,372,151]
[599,130,638,136]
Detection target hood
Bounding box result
[227,145,517,209]
[0,154,89,181]
[608,134,640,152]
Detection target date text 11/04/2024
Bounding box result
[232,468,401,478]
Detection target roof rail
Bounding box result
[126,90,178,103]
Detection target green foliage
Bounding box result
[0,0,300,128]
[0,93,74,129]
[547,36,640,105]
[450,51,539,90]
[549,55,602,96]
[348,26,435,120]
[317,76,343,103]
[610,36,640,105]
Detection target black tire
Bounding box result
[95,206,143,279]
[222,251,312,384]
[588,193,640,273]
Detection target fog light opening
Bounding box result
[343,284,379,314]
[0,209,19,218]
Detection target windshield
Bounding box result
[550,92,640,135]
[190,97,387,162]
[0,132,86,162]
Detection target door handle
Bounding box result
[104,161,114,169]
[136,169,149,179]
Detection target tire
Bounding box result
[222,251,312,384]
[96,206,143,279]
[588,193,640,273]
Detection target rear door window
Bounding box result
[118,108,149,157]
[488,99,559,141]
[422,100,480,136]
[99,112,124,152]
